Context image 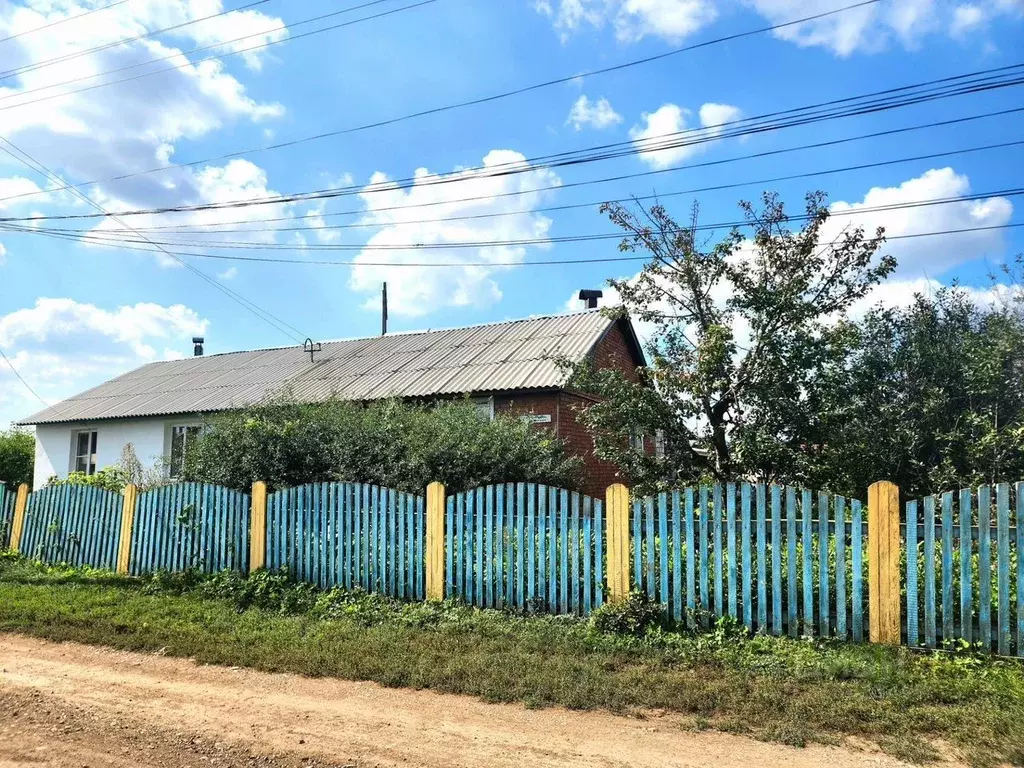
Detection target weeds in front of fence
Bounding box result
[0,553,1022,767]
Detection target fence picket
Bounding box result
[979,485,993,650]
[819,491,830,637]
[802,488,814,636]
[672,490,683,623]
[942,491,955,644]
[907,499,919,646]
[741,483,752,631]
[923,495,936,648]
[771,485,782,636]
[787,487,798,638]
[996,483,1011,656]
[756,484,767,633]
[852,499,864,642]
[659,491,669,610]
[959,488,973,644]
[1017,481,1024,657]
[836,496,847,640]
[699,485,710,627]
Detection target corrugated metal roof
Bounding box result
[19,310,631,426]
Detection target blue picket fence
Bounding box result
[0,482,13,549]
[633,484,866,639]
[266,482,425,599]
[446,484,604,615]
[905,482,1022,656]
[129,483,250,575]
[18,484,123,569]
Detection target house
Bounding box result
[18,309,646,497]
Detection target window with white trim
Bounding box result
[72,430,98,475]
[472,396,495,421]
[169,424,202,479]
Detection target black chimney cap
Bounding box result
[192,336,205,344]
[578,289,603,309]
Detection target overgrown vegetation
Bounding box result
[0,427,33,488]
[0,554,1021,766]
[183,397,581,493]
[572,194,1024,499]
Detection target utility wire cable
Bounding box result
[0,345,66,416]
[0,0,886,205]
[0,0,133,45]
[0,135,307,343]
[14,193,1022,259]
[0,0,435,112]
[18,221,1024,268]
[21,187,1024,249]
[0,0,276,82]
[55,137,1024,237]
[4,68,1020,221]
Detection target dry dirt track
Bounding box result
[0,634,950,768]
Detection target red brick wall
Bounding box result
[492,320,644,498]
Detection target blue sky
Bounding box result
[0,0,1022,427]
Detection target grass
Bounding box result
[0,555,1022,767]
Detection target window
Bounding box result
[169,424,201,479]
[472,396,494,421]
[629,431,645,451]
[72,430,98,475]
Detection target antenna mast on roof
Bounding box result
[382,282,388,336]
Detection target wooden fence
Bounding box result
[2,477,1021,655]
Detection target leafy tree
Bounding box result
[0,427,34,488]
[184,397,581,493]
[571,193,894,494]
[811,284,1024,498]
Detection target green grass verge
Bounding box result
[0,555,1021,767]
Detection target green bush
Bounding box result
[46,466,130,493]
[0,427,33,488]
[589,591,667,636]
[183,397,582,493]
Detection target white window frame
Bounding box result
[471,396,495,421]
[70,429,98,476]
[166,422,203,479]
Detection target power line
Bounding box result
[0,135,308,344]
[0,0,133,45]
[4,67,1021,221]
[0,0,436,112]
[22,187,1024,250]
[0,0,276,83]
[16,200,1022,266]
[0,346,58,413]
[54,137,1024,237]
[0,0,887,206]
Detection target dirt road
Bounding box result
[0,634,941,768]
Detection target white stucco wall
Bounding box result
[32,415,203,489]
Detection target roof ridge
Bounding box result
[180,308,606,361]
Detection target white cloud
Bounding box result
[537,0,1023,52]
[0,242,6,266]
[823,167,1014,276]
[217,266,238,280]
[629,101,743,169]
[0,297,208,426]
[567,95,623,131]
[348,150,562,317]
[537,0,718,42]
[0,1,288,246]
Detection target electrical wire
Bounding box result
[0,0,436,112]
[0,0,133,45]
[0,0,276,83]
[53,137,1024,237]
[0,135,308,343]
[4,66,1021,221]
[0,346,59,412]
[13,198,1021,265]
[0,0,888,207]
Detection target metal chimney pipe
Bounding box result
[192,337,205,357]
[578,289,603,310]
[382,282,389,335]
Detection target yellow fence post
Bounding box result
[9,483,29,554]
[116,484,138,575]
[868,480,901,645]
[425,482,446,600]
[249,481,268,573]
[606,483,631,603]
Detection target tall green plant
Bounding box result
[183,397,581,493]
[0,427,34,487]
